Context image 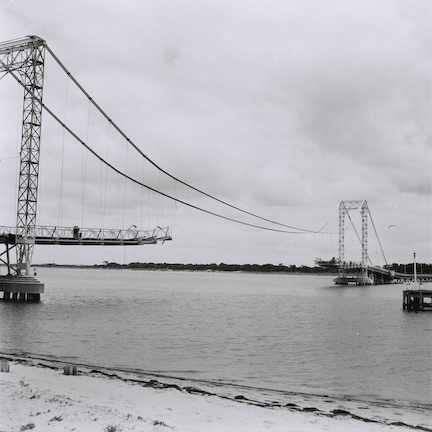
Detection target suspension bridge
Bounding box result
[0,36,429,300]
[315,200,432,286]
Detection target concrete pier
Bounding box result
[0,276,44,301]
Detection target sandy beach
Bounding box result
[1,356,430,432]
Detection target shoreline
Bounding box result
[1,354,431,431]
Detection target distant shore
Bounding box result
[32,261,432,275]
[1,354,430,432]
[33,262,338,275]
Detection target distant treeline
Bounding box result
[37,261,432,274]
[384,263,432,274]
[98,262,332,273]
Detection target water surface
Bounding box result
[1,267,430,406]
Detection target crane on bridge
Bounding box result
[0,36,171,301]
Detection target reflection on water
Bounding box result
[0,301,45,350]
[1,267,431,405]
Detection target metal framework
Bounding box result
[338,200,369,274]
[0,225,171,246]
[0,36,172,294]
[0,36,46,276]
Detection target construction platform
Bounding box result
[403,290,432,311]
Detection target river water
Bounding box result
[0,267,431,407]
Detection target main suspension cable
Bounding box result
[3,58,336,236]
[46,46,326,234]
[42,102,320,235]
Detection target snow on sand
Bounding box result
[0,358,430,432]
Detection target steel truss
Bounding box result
[0,36,46,276]
[338,200,369,279]
[0,225,172,246]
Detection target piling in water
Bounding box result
[403,290,432,311]
[63,365,78,375]
[0,360,10,373]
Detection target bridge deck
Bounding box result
[0,225,172,246]
[315,259,432,285]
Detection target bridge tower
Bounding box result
[338,200,369,267]
[317,200,396,285]
[0,36,46,277]
[0,36,46,298]
[337,200,371,284]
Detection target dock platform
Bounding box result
[403,290,432,311]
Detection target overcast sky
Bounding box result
[0,0,431,266]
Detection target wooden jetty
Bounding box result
[403,289,432,311]
[402,253,432,311]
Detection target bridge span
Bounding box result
[0,225,171,247]
[315,201,432,286]
[315,259,432,286]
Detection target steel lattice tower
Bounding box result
[0,36,46,275]
[338,200,369,269]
